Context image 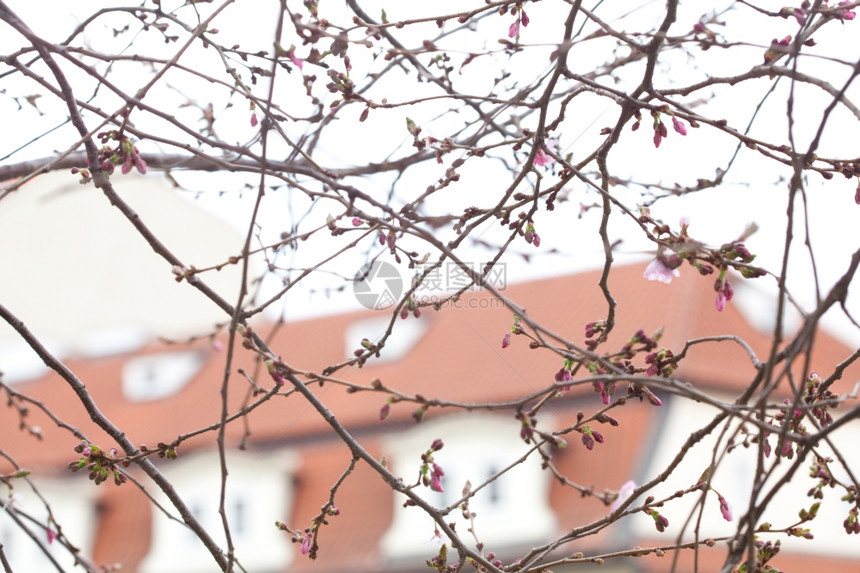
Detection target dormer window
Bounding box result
[122,351,204,402]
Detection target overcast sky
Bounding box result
[1,1,858,348]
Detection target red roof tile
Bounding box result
[3,263,858,572]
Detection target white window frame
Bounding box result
[380,413,558,558]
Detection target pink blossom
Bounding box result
[718,493,733,521]
[793,8,806,25]
[430,463,445,492]
[426,530,445,549]
[715,278,733,311]
[653,120,668,148]
[502,332,511,349]
[301,533,313,555]
[534,139,556,167]
[599,388,610,404]
[430,473,443,492]
[133,153,147,174]
[644,258,680,284]
[611,480,636,512]
[838,1,856,20]
[672,116,687,136]
[250,113,258,127]
[287,46,304,69]
[581,427,603,450]
[508,19,520,38]
[581,432,595,450]
[521,10,530,27]
[46,526,56,544]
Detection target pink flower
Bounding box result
[715,278,733,311]
[430,463,445,492]
[508,19,520,38]
[652,120,668,148]
[133,152,147,174]
[718,493,733,521]
[521,10,530,27]
[379,402,390,421]
[612,480,636,512]
[793,8,806,25]
[46,526,56,544]
[555,367,573,383]
[581,432,595,450]
[301,533,313,555]
[427,530,445,549]
[286,46,304,69]
[651,510,669,532]
[672,116,687,136]
[250,113,258,127]
[581,427,603,450]
[533,139,556,167]
[502,332,511,349]
[644,258,680,284]
[838,1,856,20]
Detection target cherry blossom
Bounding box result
[611,480,637,512]
[644,257,680,284]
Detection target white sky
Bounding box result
[1,0,858,347]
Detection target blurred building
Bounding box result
[2,259,860,573]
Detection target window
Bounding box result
[380,413,557,558]
[122,351,204,402]
[139,449,297,573]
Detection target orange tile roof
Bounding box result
[2,263,857,572]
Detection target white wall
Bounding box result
[380,413,558,558]
[138,449,297,573]
[634,394,860,557]
[0,476,97,571]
